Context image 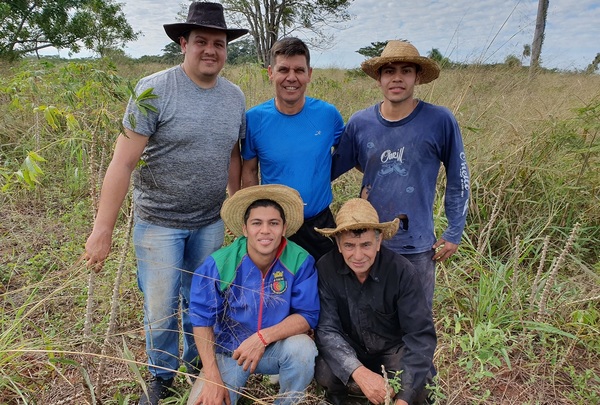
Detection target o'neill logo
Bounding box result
[380,147,405,163]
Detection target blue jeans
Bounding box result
[402,249,436,312]
[133,217,224,379]
[187,334,317,405]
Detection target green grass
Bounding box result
[1,58,599,403]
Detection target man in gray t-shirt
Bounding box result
[82,3,248,404]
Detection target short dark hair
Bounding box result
[181,29,227,46]
[244,199,286,224]
[377,62,421,78]
[269,37,310,67]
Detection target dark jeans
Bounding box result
[289,207,336,261]
[315,346,433,404]
[402,249,436,313]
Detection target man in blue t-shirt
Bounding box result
[241,37,345,260]
[332,40,470,310]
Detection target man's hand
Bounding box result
[232,333,266,373]
[432,238,458,261]
[83,228,112,272]
[352,366,394,405]
[192,374,231,405]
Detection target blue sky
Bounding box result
[46,0,600,71]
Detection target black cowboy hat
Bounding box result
[163,2,248,44]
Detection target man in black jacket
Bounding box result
[314,198,436,405]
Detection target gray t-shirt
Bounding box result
[123,66,246,229]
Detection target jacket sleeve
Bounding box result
[290,255,320,329]
[189,257,224,327]
[440,109,470,244]
[315,266,362,384]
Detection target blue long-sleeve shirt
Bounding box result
[332,101,470,254]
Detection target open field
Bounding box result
[1,59,599,404]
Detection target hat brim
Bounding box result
[163,23,248,44]
[361,56,440,84]
[221,185,304,238]
[315,218,400,240]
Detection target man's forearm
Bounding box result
[193,326,220,377]
[257,314,309,346]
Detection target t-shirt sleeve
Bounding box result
[241,110,257,160]
[122,77,161,137]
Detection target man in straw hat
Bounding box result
[314,198,436,405]
[187,184,319,405]
[241,37,344,261]
[331,40,470,311]
[82,2,248,403]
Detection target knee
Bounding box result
[280,334,317,365]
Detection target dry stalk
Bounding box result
[537,223,581,319]
[83,271,96,355]
[511,235,521,306]
[477,176,505,255]
[381,364,392,405]
[95,199,134,394]
[530,235,550,306]
[564,293,600,306]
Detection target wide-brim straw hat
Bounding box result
[221,185,304,238]
[315,198,400,240]
[163,2,248,44]
[361,40,440,84]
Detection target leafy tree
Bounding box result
[504,54,522,68]
[222,0,354,67]
[585,53,600,74]
[227,37,258,65]
[0,0,138,60]
[428,48,451,68]
[356,41,389,58]
[161,41,184,65]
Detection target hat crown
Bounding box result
[380,40,422,59]
[186,2,227,29]
[335,199,381,227]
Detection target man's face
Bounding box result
[268,54,312,113]
[180,28,227,85]
[336,229,382,281]
[377,62,421,105]
[243,205,287,262]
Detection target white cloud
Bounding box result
[40,0,600,71]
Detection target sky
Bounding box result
[47,0,600,71]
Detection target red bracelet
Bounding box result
[257,331,268,347]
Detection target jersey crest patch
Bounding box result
[270,271,287,294]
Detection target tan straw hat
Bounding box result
[221,185,304,238]
[315,198,400,240]
[361,40,440,84]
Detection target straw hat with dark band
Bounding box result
[221,185,304,238]
[315,198,400,240]
[361,40,440,84]
[163,2,248,44]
